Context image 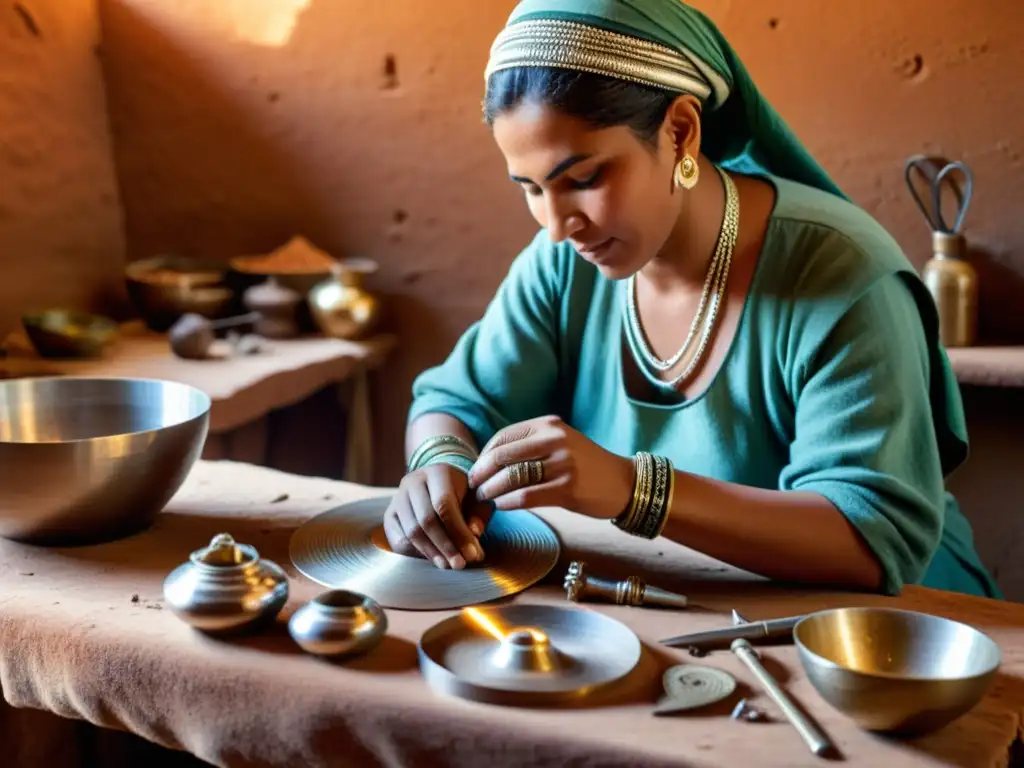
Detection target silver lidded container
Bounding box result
[163,533,289,634]
[288,589,387,659]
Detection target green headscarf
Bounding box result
[491,0,847,200]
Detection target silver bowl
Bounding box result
[794,607,1001,736]
[0,377,211,545]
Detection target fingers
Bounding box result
[465,497,496,539]
[426,467,483,565]
[406,476,464,570]
[389,489,446,569]
[382,503,414,555]
[470,432,555,489]
[475,455,557,503]
[487,477,567,512]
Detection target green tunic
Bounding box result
[409,176,1001,599]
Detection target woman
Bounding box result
[382,0,1000,598]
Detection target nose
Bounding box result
[544,197,586,243]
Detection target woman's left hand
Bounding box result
[467,415,634,520]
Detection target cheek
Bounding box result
[583,175,645,241]
[578,190,617,232]
[525,194,545,227]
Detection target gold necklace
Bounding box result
[624,166,740,389]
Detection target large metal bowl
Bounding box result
[794,607,1001,736]
[0,377,211,545]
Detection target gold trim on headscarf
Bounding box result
[484,18,713,101]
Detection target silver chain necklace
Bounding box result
[624,166,740,390]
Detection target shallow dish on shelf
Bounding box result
[22,309,118,359]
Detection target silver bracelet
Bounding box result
[408,434,477,472]
[422,452,475,474]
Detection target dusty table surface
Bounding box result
[0,460,1021,768]
[0,321,396,432]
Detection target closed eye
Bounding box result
[568,166,604,190]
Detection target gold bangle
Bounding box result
[653,465,675,539]
[633,452,654,533]
[614,452,653,534]
[614,453,674,539]
[408,434,477,472]
[637,455,671,539]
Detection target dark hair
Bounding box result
[483,67,676,149]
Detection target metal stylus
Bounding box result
[659,615,802,650]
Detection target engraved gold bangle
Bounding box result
[638,455,671,540]
[653,466,675,539]
[614,452,673,539]
[614,452,652,534]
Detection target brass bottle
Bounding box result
[922,232,977,348]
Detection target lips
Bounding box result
[572,238,614,259]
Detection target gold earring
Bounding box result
[673,154,699,190]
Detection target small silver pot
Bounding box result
[163,533,289,634]
[288,589,387,659]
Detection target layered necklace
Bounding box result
[623,165,740,391]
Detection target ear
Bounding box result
[661,94,703,161]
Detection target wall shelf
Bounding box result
[946,346,1024,388]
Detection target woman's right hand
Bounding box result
[383,462,489,570]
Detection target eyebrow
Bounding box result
[509,154,593,185]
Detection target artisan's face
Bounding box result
[491,101,680,280]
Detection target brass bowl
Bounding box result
[0,377,210,545]
[22,309,118,359]
[794,607,1001,736]
[126,257,236,332]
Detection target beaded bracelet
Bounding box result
[613,451,674,539]
[408,434,478,473]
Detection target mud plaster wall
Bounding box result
[3,0,1021,566]
[93,0,1024,481]
[0,0,127,338]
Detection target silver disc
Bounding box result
[418,603,643,706]
[654,664,737,714]
[289,496,560,610]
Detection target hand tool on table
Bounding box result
[563,560,689,609]
[660,613,804,654]
[731,639,836,758]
